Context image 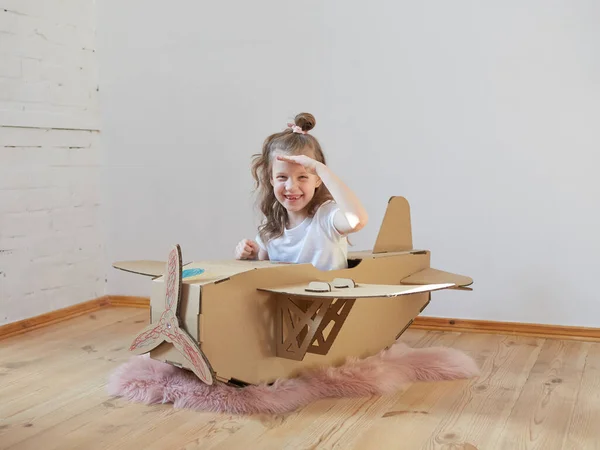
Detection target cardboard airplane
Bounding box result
[113,196,473,386]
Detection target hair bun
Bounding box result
[294,112,316,133]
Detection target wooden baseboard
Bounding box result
[108,295,150,308]
[411,316,600,342]
[0,296,110,340]
[3,295,600,343]
[0,295,148,341]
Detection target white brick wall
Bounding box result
[0,0,105,325]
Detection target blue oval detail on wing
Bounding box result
[182,268,205,278]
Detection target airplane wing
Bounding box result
[112,260,166,277]
[401,268,473,288]
[112,260,203,280]
[258,281,455,299]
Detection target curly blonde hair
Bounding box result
[251,112,333,244]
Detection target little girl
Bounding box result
[235,112,368,271]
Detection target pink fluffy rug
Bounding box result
[107,341,479,415]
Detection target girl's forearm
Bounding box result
[315,162,368,231]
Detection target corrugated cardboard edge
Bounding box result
[4,296,600,343]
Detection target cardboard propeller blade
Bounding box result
[129,322,165,354]
[401,268,473,288]
[259,282,455,299]
[128,244,214,385]
[169,326,214,385]
[129,247,182,354]
[129,312,214,384]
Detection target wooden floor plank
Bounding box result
[0,309,145,400]
[563,343,600,449]
[351,333,545,449]
[395,328,432,347]
[421,334,544,450]
[223,330,463,450]
[2,307,600,450]
[402,329,462,349]
[0,310,148,449]
[212,395,397,450]
[106,410,244,450]
[493,339,592,450]
[0,309,144,393]
[0,307,145,353]
[349,331,485,450]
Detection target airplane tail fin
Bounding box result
[373,196,413,253]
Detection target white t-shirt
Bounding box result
[255,201,348,271]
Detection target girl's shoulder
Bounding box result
[311,200,339,222]
[314,199,338,215]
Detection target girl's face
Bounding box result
[270,150,321,217]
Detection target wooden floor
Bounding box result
[1,308,599,450]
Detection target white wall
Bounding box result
[0,0,105,325]
[97,1,600,327]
